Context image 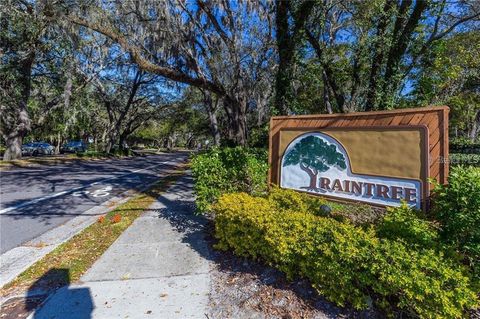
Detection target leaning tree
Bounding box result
[58,0,275,146]
[283,135,346,191]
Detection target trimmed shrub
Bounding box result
[267,187,382,224]
[432,166,480,280]
[214,192,478,318]
[377,203,439,248]
[191,147,268,213]
[267,186,329,216]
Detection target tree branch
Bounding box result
[66,15,227,97]
[383,0,428,86]
[197,0,232,48]
[305,28,345,111]
[430,11,480,43]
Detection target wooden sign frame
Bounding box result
[268,106,449,210]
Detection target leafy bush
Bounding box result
[432,166,480,280]
[377,203,439,248]
[248,125,269,148]
[267,186,329,216]
[214,192,478,318]
[449,153,480,167]
[267,187,382,223]
[450,137,480,154]
[191,147,268,213]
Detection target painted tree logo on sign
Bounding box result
[280,132,423,209]
[283,135,346,191]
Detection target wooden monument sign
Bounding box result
[268,106,449,210]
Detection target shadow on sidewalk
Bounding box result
[0,269,94,319]
[153,176,213,262]
[26,269,93,319]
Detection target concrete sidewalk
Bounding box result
[28,172,212,319]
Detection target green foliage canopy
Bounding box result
[283,135,347,172]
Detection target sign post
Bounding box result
[268,106,449,210]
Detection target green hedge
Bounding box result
[214,190,478,318]
[432,166,480,281]
[377,204,439,248]
[191,147,268,213]
[450,138,480,154]
[449,153,480,167]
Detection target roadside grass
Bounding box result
[0,165,186,297]
[0,152,139,170]
[0,156,94,169]
[75,150,138,158]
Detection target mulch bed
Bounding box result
[204,222,383,319]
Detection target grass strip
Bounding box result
[0,165,186,296]
[0,153,138,169]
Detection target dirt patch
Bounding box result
[0,296,45,319]
[205,222,382,319]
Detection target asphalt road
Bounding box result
[0,152,188,254]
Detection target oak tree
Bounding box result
[283,135,346,190]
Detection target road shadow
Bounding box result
[0,154,187,253]
[151,175,381,318]
[0,152,187,199]
[1,166,178,220]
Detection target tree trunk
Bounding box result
[274,0,314,115]
[322,72,333,114]
[299,163,318,190]
[305,31,346,112]
[365,1,395,111]
[55,132,61,154]
[167,134,177,151]
[101,129,108,149]
[202,91,221,146]
[208,109,221,147]
[105,128,118,153]
[256,96,267,127]
[274,0,292,115]
[470,110,480,141]
[223,97,247,146]
[207,103,221,147]
[118,133,127,152]
[2,51,34,160]
[3,133,23,161]
[186,134,195,149]
[381,0,427,107]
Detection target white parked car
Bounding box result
[21,142,55,156]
